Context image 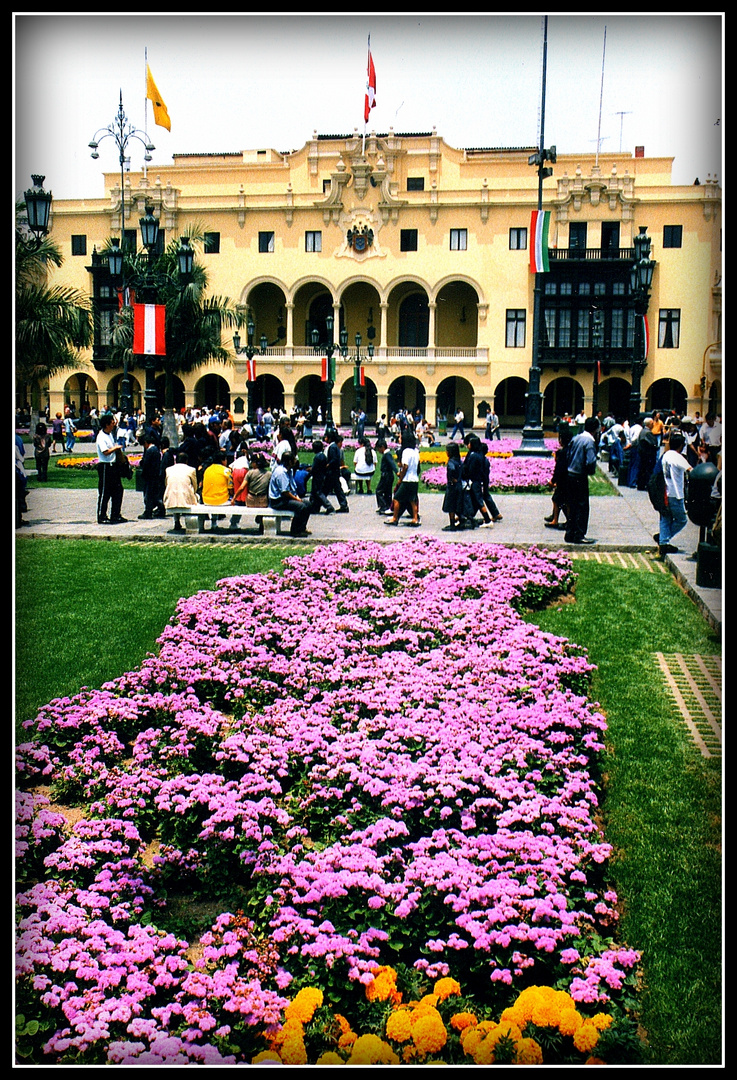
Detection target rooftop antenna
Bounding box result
[595,25,607,168]
[614,110,633,152]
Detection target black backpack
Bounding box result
[647,465,668,514]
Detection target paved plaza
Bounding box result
[17,464,721,635]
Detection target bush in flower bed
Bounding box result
[16,538,642,1064]
[423,454,555,493]
[55,455,142,471]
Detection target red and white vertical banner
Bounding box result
[364,36,377,124]
[246,356,257,383]
[133,303,166,355]
[641,314,650,360]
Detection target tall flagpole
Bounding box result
[362,36,369,156]
[143,47,149,180]
[595,27,607,168]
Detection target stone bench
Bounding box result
[166,504,294,535]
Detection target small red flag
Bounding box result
[247,356,257,382]
[364,37,376,124]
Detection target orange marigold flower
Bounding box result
[280,1034,308,1066]
[334,1014,352,1036]
[573,1021,600,1054]
[450,1012,478,1032]
[515,1037,544,1065]
[558,1008,583,1037]
[365,965,401,1005]
[347,1034,400,1065]
[433,976,462,1001]
[386,1009,413,1044]
[591,1012,613,1031]
[470,1037,497,1066]
[284,986,324,1024]
[410,1008,448,1056]
[585,1056,607,1065]
[252,1050,282,1064]
[316,1051,345,1065]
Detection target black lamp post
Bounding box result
[591,307,604,421]
[340,331,374,414]
[233,316,268,425]
[629,226,655,423]
[312,314,340,435]
[518,14,556,457]
[89,93,154,245]
[21,175,53,249]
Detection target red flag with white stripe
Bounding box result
[247,356,257,383]
[133,304,166,356]
[364,37,376,124]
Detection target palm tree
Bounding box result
[15,220,93,400]
[107,228,244,427]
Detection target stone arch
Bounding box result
[543,376,585,419]
[646,377,688,415]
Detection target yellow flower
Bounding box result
[515,1036,544,1065]
[450,1011,478,1032]
[280,1033,308,1065]
[558,1008,584,1037]
[410,1007,447,1056]
[252,1050,282,1064]
[365,965,402,1005]
[585,1056,608,1065]
[285,985,324,1024]
[433,976,462,1001]
[591,1012,613,1031]
[347,1034,400,1065]
[338,1031,357,1050]
[470,1036,497,1066]
[573,1021,600,1054]
[335,1014,352,1036]
[386,1009,413,1044]
[316,1051,346,1064]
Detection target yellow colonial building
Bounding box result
[28,129,722,429]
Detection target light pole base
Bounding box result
[515,426,551,457]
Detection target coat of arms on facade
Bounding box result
[346,224,374,253]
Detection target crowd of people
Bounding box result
[17,400,722,555]
[544,408,722,554]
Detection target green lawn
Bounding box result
[14,537,721,1064]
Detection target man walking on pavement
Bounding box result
[564,416,599,545]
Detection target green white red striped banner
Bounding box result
[530,209,551,273]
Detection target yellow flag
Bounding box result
[146,64,171,132]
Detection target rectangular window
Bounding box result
[305,230,322,252]
[71,235,87,256]
[506,309,526,348]
[663,225,683,248]
[450,228,467,251]
[576,309,591,349]
[122,228,138,254]
[658,309,681,348]
[569,222,587,251]
[407,177,424,191]
[400,229,418,252]
[611,309,625,348]
[322,179,331,194]
[204,232,220,254]
[99,309,115,347]
[509,227,527,250]
[601,221,620,256]
[259,231,274,253]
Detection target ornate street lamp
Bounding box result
[629,226,655,422]
[233,315,268,424]
[89,93,155,243]
[312,314,340,435]
[340,331,374,414]
[591,307,604,421]
[20,175,53,249]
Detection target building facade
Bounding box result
[26,129,722,429]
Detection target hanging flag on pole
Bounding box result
[354,366,366,388]
[364,36,377,124]
[133,303,166,355]
[146,62,171,131]
[321,356,336,383]
[246,356,257,383]
[530,210,551,273]
[641,314,650,360]
[118,286,135,310]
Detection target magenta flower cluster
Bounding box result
[16,537,639,1064]
[424,450,556,492]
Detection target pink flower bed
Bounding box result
[16,538,639,1064]
[424,444,557,493]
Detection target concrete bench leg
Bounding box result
[169,513,185,533]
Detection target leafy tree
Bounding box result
[15,213,93,391]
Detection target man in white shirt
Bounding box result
[95,413,127,524]
[385,432,421,527]
[657,430,692,556]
